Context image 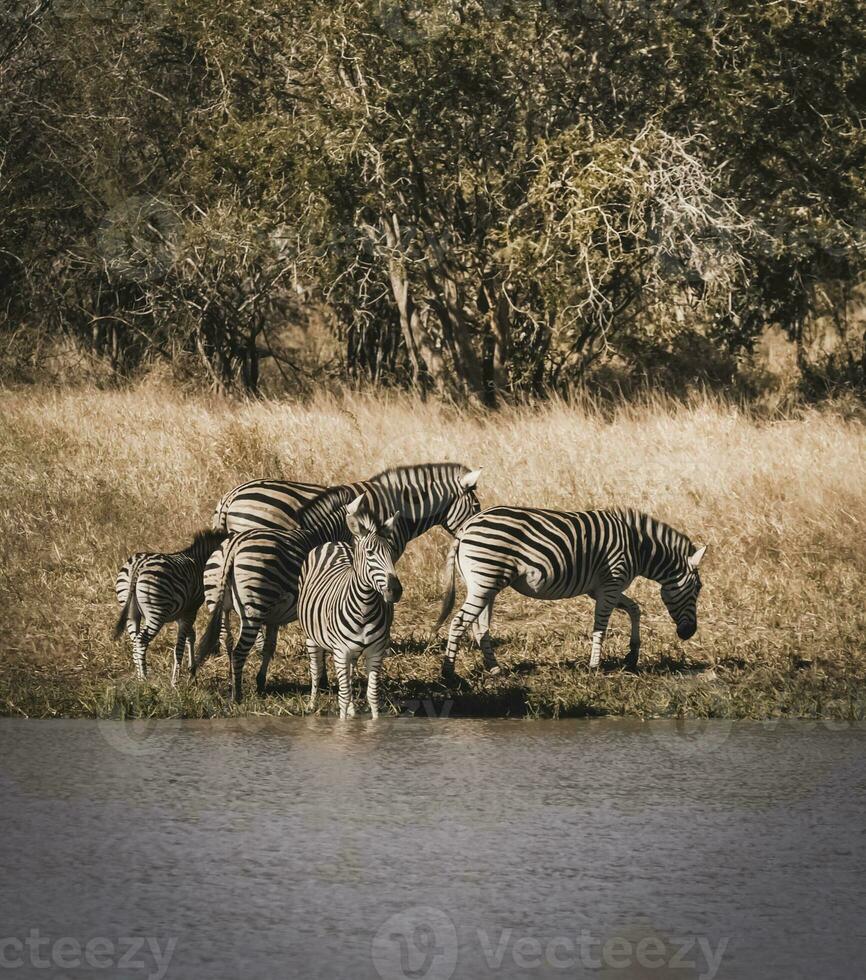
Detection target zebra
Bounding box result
[435,507,706,679]
[194,463,482,702]
[295,463,483,555]
[212,478,326,533]
[300,495,401,719]
[114,529,229,684]
[210,478,328,657]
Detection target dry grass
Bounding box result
[1,380,865,719]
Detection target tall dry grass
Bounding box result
[1,380,865,718]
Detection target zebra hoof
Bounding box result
[484,664,502,676]
[442,672,470,693]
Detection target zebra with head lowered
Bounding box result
[300,495,402,719]
[194,463,482,702]
[435,507,706,679]
[114,529,228,685]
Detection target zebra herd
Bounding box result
[114,462,707,717]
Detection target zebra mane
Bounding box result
[297,463,471,527]
[296,484,358,528]
[364,462,470,487]
[616,508,695,564]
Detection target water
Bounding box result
[1,718,864,980]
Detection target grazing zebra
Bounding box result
[114,529,228,684]
[212,479,326,533]
[300,496,401,719]
[194,463,481,701]
[435,507,706,678]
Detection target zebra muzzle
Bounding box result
[383,575,403,604]
[677,620,697,640]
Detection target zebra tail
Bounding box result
[434,537,460,632]
[194,552,232,668]
[212,492,229,533]
[113,563,142,640]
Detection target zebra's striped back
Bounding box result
[116,552,203,627]
[212,479,326,533]
[449,506,700,604]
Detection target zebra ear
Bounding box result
[345,494,368,537]
[688,545,707,570]
[460,468,482,490]
[382,513,400,537]
[346,494,365,517]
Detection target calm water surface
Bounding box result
[1,718,864,979]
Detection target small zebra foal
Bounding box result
[299,495,402,719]
[436,507,706,678]
[114,529,228,684]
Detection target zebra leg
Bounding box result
[255,624,279,696]
[471,600,500,674]
[307,641,325,712]
[186,626,197,674]
[334,651,356,719]
[365,644,387,719]
[319,655,330,692]
[228,622,260,703]
[132,628,152,681]
[171,621,188,688]
[589,598,615,669]
[617,596,642,670]
[442,590,494,682]
[220,610,234,659]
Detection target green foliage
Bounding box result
[2,0,866,397]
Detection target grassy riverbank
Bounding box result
[1,382,865,720]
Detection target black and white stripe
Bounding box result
[212,479,326,533]
[296,463,482,551]
[300,496,401,719]
[194,462,481,701]
[114,529,228,684]
[436,507,706,677]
